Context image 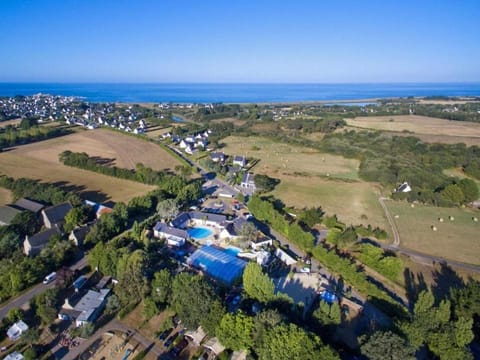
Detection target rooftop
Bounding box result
[0,205,22,225]
[13,198,44,213]
[43,202,73,224]
[187,245,247,286]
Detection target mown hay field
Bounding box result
[346,115,480,145]
[0,129,178,202]
[386,201,480,265]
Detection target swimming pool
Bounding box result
[188,227,213,239]
[224,246,242,257]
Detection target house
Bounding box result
[24,228,60,256]
[0,205,22,226]
[69,224,93,247]
[171,211,227,229]
[4,352,24,360]
[396,181,412,193]
[203,337,225,356]
[7,320,29,341]
[233,155,246,168]
[13,198,44,214]
[240,172,256,191]
[153,222,189,247]
[220,217,250,240]
[42,202,73,229]
[185,326,207,346]
[275,247,298,266]
[210,152,226,163]
[250,237,273,251]
[84,200,113,219]
[59,288,110,327]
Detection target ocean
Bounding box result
[0,83,479,103]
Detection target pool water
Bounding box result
[188,227,213,239]
[224,247,241,256]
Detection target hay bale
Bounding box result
[473,217,478,222]
[449,216,455,221]
[410,204,415,208]
[394,215,399,219]
[438,217,444,222]
[431,225,438,231]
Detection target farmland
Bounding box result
[345,115,480,145]
[221,136,390,231]
[0,129,183,202]
[221,136,360,180]
[386,201,480,265]
[5,128,183,171]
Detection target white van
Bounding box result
[43,272,57,284]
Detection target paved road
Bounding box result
[0,255,88,321]
[377,197,480,274]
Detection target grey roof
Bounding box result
[154,222,189,238]
[43,202,73,224]
[70,224,93,244]
[225,217,249,237]
[0,205,23,225]
[171,211,227,228]
[241,172,255,185]
[211,152,225,160]
[233,155,245,162]
[14,198,44,213]
[188,211,227,224]
[26,228,59,247]
[72,289,110,323]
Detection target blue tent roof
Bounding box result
[321,291,338,304]
[187,245,247,286]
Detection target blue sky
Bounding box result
[0,0,479,82]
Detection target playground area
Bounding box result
[81,333,142,360]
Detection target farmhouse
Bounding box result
[84,200,113,219]
[0,205,22,226]
[23,228,60,256]
[171,211,227,229]
[153,222,189,247]
[42,202,73,229]
[240,172,256,191]
[59,288,110,327]
[13,198,44,214]
[7,320,29,341]
[396,181,412,193]
[250,237,273,251]
[210,152,226,163]
[233,155,246,168]
[187,245,247,286]
[69,224,93,247]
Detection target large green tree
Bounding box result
[243,262,275,303]
[361,331,416,360]
[116,250,149,305]
[151,269,173,305]
[256,323,339,360]
[170,273,220,331]
[216,312,255,351]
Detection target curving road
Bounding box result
[377,197,480,274]
[378,197,400,247]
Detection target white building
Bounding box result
[7,320,29,341]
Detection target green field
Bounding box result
[222,136,360,180]
[386,201,480,265]
[222,136,390,232]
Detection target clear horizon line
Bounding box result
[1,80,480,85]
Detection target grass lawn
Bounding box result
[0,188,12,205]
[271,175,390,232]
[386,201,480,265]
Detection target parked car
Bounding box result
[172,338,189,355]
[159,328,173,341]
[43,272,57,284]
